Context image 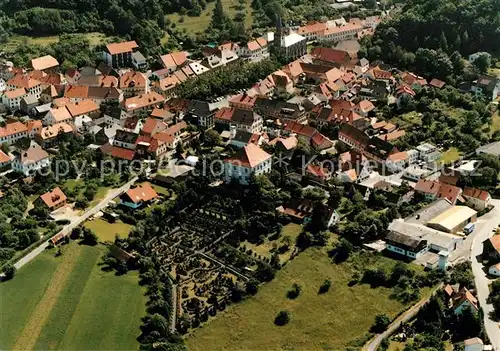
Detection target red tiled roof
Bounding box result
[0,149,11,163]
[373,69,392,80]
[306,163,328,178]
[437,183,462,204]
[229,94,257,108]
[414,179,440,195]
[224,143,271,168]
[215,107,235,121]
[311,47,350,64]
[429,78,446,89]
[378,129,406,141]
[463,187,490,201]
[141,118,165,136]
[0,121,27,138]
[124,182,159,203]
[31,55,59,71]
[106,41,138,55]
[39,187,67,209]
[110,146,135,160]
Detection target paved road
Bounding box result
[363,285,442,351]
[470,199,500,350]
[13,177,138,270]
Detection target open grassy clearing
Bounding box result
[150,183,171,197]
[491,110,500,133]
[240,223,303,262]
[187,248,421,350]
[84,218,133,242]
[4,32,107,52]
[166,0,253,35]
[391,111,422,128]
[439,147,461,165]
[0,243,145,351]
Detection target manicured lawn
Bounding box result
[166,0,252,35]
[84,218,133,242]
[4,32,107,52]
[187,249,414,350]
[439,147,461,165]
[151,183,171,197]
[0,243,146,351]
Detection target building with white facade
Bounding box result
[223,143,272,185]
[11,142,50,176]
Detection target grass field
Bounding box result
[0,243,146,350]
[491,110,500,133]
[167,0,253,35]
[439,147,461,165]
[84,218,133,242]
[187,249,414,350]
[4,32,107,52]
[240,223,304,263]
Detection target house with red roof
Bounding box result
[396,85,417,107]
[229,93,257,111]
[414,179,463,205]
[103,41,139,68]
[120,182,159,209]
[306,163,331,183]
[223,143,272,185]
[463,187,491,211]
[310,47,351,66]
[36,187,67,211]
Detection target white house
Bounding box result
[11,142,50,176]
[488,263,500,277]
[223,143,272,185]
[0,121,28,145]
[406,149,419,164]
[385,151,408,173]
[416,142,441,162]
[2,88,27,111]
[463,187,491,211]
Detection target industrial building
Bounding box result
[427,206,477,234]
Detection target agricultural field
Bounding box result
[4,32,107,52]
[0,243,146,351]
[187,248,418,350]
[84,218,133,242]
[166,0,253,35]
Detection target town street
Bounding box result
[13,176,139,270]
[470,199,500,350]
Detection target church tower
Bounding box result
[275,14,283,51]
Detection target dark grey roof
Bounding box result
[132,51,146,62]
[188,100,212,117]
[386,231,424,249]
[232,130,253,143]
[232,109,258,125]
[114,130,138,143]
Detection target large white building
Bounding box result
[11,142,50,176]
[223,143,272,185]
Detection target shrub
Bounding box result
[2,263,16,281]
[274,310,290,326]
[318,279,332,294]
[286,283,301,299]
[371,314,390,333]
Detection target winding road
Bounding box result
[470,199,500,350]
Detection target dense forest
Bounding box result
[360,0,500,81]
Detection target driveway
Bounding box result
[13,177,138,270]
[470,199,500,350]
